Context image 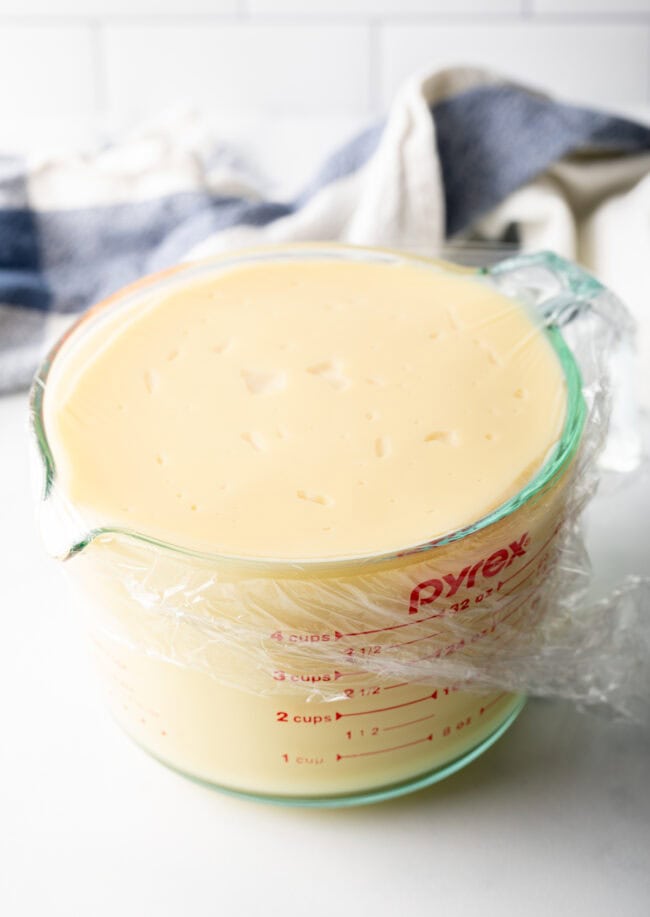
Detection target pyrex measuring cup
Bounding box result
[30,246,588,807]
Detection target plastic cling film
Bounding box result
[31,248,650,802]
[67,462,650,723]
[50,252,646,710]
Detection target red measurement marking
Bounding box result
[389,629,443,650]
[336,734,433,760]
[479,692,507,716]
[407,595,529,667]
[333,533,559,654]
[389,586,522,655]
[336,610,444,640]
[508,550,558,594]
[497,583,532,613]
[500,601,525,626]
[496,610,527,650]
[500,526,560,588]
[490,602,527,649]
[418,649,450,664]
[383,681,411,691]
[383,713,437,732]
[335,690,438,719]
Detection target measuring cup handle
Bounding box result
[485,250,640,475]
[484,250,635,336]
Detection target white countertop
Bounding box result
[1,388,649,917]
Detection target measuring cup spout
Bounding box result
[28,362,102,561]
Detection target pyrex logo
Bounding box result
[408,533,530,614]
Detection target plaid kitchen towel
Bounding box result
[1,66,649,393]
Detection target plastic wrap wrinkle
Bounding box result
[42,252,649,725]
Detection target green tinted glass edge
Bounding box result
[120,695,526,809]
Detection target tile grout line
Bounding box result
[368,19,383,116]
[0,12,649,26]
[90,18,108,130]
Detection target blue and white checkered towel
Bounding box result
[1,66,649,393]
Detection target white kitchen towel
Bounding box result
[1,66,648,394]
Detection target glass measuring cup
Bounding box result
[30,246,587,807]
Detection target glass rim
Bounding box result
[30,243,587,571]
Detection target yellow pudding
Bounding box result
[39,246,577,803]
[47,255,566,558]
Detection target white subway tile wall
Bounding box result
[533,1,650,13]
[0,25,96,119]
[0,0,241,14]
[105,23,371,118]
[0,1,648,150]
[380,22,650,109]
[248,1,522,13]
